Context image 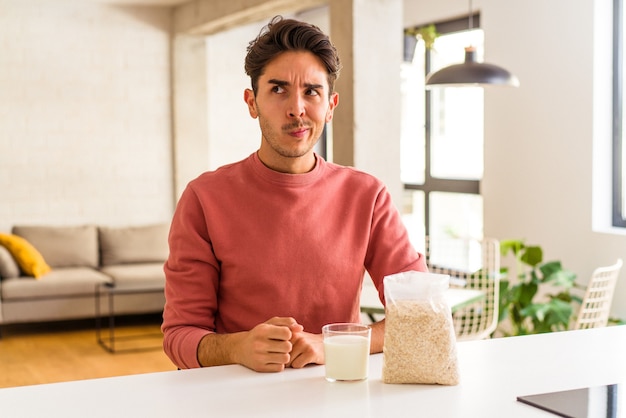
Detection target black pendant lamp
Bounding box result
[425,0,519,88]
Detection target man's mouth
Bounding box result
[290,128,308,136]
[285,124,310,138]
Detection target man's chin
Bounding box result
[276,145,316,159]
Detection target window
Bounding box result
[613,0,626,227]
[401,16,484,250]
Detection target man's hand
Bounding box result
[197,317,327,372]
[233,317,304,372]
[287,329,324,369]
[197,316,302,372]
[240,317,325,371]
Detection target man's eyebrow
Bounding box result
[267,79,325,90]
[268,79,289,87]
[305,82,325,90]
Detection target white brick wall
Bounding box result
[0,0,174,231]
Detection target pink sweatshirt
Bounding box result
[162,152,426,368]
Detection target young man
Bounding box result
[162,16,427,372]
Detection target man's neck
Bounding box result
[256,150,316,174]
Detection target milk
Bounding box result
[324,334,370,381]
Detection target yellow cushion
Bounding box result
[0,233,51,278]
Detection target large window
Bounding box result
[401,16,484,250]
[613,0,626,227]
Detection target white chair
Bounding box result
[574,259,622,330]
[425,236,500,341]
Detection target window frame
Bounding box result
[612,0,625,227]
[404,14,481,237]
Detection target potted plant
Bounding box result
[497,239,582,336]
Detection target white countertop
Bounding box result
[2,326,625,417]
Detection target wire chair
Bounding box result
[574,259,622,330]
[425,236,500,341]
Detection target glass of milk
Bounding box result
[322,323,371,382]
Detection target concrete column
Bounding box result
[171,34,210,200]
[329,0,404,207]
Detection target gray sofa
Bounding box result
[0,223,169,328]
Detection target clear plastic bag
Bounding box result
[382,270,460,385]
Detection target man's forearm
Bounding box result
[369,319,385,354]
[196,319,385,369]
[196,332,245,367]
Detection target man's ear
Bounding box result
[244,89,258,119]
[325,92,339,123]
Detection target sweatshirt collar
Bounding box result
[249,152,326,187]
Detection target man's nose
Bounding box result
[288,95,305,117]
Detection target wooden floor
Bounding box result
[0,314,176,389]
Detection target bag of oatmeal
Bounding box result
[382,270,459,385]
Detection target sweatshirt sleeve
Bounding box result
[364,185,428,304]
[162,183,219,369]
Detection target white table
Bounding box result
[359,279,485,317]
[2,326,625,417]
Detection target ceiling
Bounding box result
[90,0,191,5]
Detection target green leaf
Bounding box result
[530,270,540,284]
[517,282,538,306]
[500,239,525,257]
[416,24,439,50]
[520,245,543,267]
[570,294,583,305]
[552,291,573,303]
[548,298,573,319]
[521,303,546,321]
[495,238,580,337]
[539,261,562,277]
[543,299,573,330]
[498,280,511,322]
[520,299,573,333]
[545,269,577,288]
[407,25,440,50]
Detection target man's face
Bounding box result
[244,50,339,174]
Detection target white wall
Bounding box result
[406,0,626,321]
[0,0,174,231]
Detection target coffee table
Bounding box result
[95,281,164,353]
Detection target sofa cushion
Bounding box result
[1,267,112,300]
[99,263,165,287]
[0,233,52,278]
[99,223,169,266]
[0,244,21,279]
[12,225,99,268]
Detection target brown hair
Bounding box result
[244,15,341,96]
